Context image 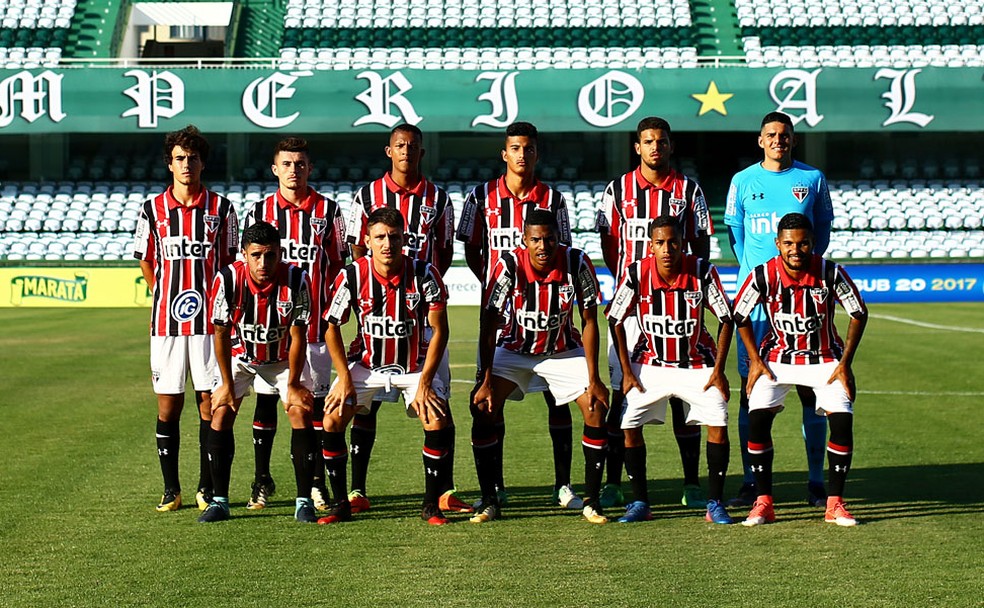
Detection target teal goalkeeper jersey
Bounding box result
[724,160,833,282]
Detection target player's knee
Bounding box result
[827,412,853,446]
[706,426,728,445]
[211,406,237,430]
[623,427,644,448]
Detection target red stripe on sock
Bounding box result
[747,441,773,453]
[582,435,607,449]
[827,441,852,454]
[321,449,347,459]
[422,445,448,459]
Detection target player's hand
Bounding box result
[827,363,857,402]
[586,380,610,413]
[410,383,447,424]
[324,378,357,416]
[704,370,731,402]
[210,383,236,414]
[621,371,644,395]
[745,359,775,396]
[471,381,495,415]
[286,382,314,413]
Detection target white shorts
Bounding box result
[229,358,314,403]
[475,326,548,393]
[337,362,450,416]
[150,335,217,394]
[254,342,332,398]
[748,361,853,415]
[375,349,451,403]
[608,321,642,389]
[492,347,590,405]
[621,364,728,428]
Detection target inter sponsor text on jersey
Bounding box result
[210,261,312,365]
[596,168,714,280]
[324,256,447,373]
[732,254,866,365]
[246,187,346,343]
[607,254,732,368]
[133,187,238,337]
[347,173,454,269]
[456,177,572,286]
[485,245,600,356]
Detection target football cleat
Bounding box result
[741,496,776,527]
[195,489,212,512]
[824,497,858,527]
[348,490,371,514]
[246,477,275,510]
[469,501,500,524]
[421,503,450,526]
[317,499,352,525]
[705,499,734,524]
[439,490,474,513]
[472,489,508,510]
[599,484,624,509]
[582,503,609,525]
[617,501,653,523]
[197,501,230,523]
[295,498,318,523]
[555,484,585,510]
[156,490,182,512]
[807,482,829,508]
[727,482,757,508]
[311,485,329,511]
[682,484,707,509]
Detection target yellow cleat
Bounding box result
[156,491,182,512]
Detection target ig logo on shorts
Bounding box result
[171,289,203,323]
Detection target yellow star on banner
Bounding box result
[691,81,734,116]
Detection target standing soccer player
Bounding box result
[317,208,455,526]
[343,124,469,514]
[202,221,317,523]
[595,116,715,510]
[724,111,835,508]
[470,210,609,524]
[606,217,735,524]
[457,121,584,511]
[133,125,238,512]
[243,137,347,512]
[732,213,867,527]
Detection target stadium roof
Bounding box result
[130,2,234,27]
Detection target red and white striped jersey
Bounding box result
[210,261,311,365]
[733,254,867,365]
[324,256,447,373]
[245,187,347,343]
[456,177,572,286]
[595,168,713,281]
[133,187,238,337]
[607,254,732,369]
[485,245,600,356]
[347,173,454,270]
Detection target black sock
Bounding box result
[471,418,500,503]
[706,441,730,502]
[672,398,701,486]
[252,393,279,481]
[349,402,380,494]
[207,428,235,499]
[290,427,316,499]
[321,430,348,502]
[197,418,212,492]
[826,413,854,498]
[312,397,326,489]
[605,391,625,486]
[423,429,452,505]
[581,425,608,506]
[494,418,506,491]
[623,445,649,505]
[156,418,181,493]
[439,425,456,494]
[545,393,573,489]
[747,409,776,497]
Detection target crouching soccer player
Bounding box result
[470,209,610,524]
[317,207,455,526]
[201,221,318,523]
[732,213,867,527]
[607,217,735,524]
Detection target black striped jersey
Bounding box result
[245,188,347,343]
[595,168,713,281]
[607,254,732,368]
[456,177,572,287]
[485,245,600,356]
[324,256,447,374]
[733,254,867,365]
[133,187,238,337]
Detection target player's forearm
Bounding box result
[580,308,603,383]
[213,325,235,386]
[690,233,711,261]
[464,244,485,283]
[324,324,351,382]
[139,261,155,291]
[287,326,308,386]
[839,314,867,367]
[713,321,735,373]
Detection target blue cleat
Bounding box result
[705,499,734,524]
[617,500,653,523]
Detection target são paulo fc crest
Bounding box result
[203,214,220,233]
[810,287,828,304]
[406,292,421,310]
[559,284,574,304]
[668,198,686,216]
[310,216,327,235]
[791,186,809,203]
[684,290,703,308]
[277,299,293,317]
[420,204,436,222]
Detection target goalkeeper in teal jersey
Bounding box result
[723,111,834,509]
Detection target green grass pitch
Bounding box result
[1,303,982,607]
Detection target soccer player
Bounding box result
[596,116,715,510]
[343,124,469,514]
[724,111,835,508]
[457,121,583,511]
[242,137,347,512]
[732,213,867,527]
[317,207,455,526]
[469,210,609,524]
[133,125,238,512]
[606,217,734,524]
[201,221,317,523]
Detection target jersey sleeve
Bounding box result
[328,198,349,266]
[690,181,715,238]
[345,189,369,247]
[420,263,449,311]
[723,177,743,228]
[220,202,240,264]
[484,254,514,312]
[133,203,153,262]
[555,191,572,246]
[703,263,733,324]
[456,187,484,245]
[833,264,867,319]
[432,192,455,265]
[210,269,234,327]
[605,263,638,325]
[594,181,617,235]
[323,266,353,326]
[732,267,764,324]
[293,271,312,326]
[574,251,600,309]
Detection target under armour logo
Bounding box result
[158,448,169,456]
[751,193,765,200]
[350,445,360,455]
[426,467,439,477]
[834,465,848,472]
[751,465,764,472]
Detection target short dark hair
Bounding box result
[636,116,672,142]
[273,136,309,161]
[777,212,814,234]
[391,123,423,142]
[163,124,209,165]
[367,207,405,230]
[648,216,682,238]
[242,221,281,249]
[505,121,538,142]
[761,111,794,131]
[524,209,558,234]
